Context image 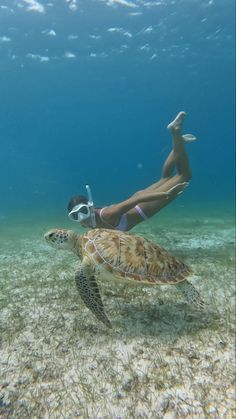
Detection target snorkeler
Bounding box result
[68,111,196,231]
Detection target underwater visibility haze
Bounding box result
[0,0,235,417]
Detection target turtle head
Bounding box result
[44,228,77,250]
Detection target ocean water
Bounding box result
[0,1,235,417]
[0,0,235,217]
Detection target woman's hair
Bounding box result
[67,195,88,213]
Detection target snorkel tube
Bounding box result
[86,184,96,228]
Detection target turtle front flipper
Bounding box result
[75,260,112,329]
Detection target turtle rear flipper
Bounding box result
[176,280,205,309]
[75,263,112,328]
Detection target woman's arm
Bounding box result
[103,182,189,220]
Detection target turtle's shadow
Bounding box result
[109,300,218,338]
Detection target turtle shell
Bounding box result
[79,229,192,285]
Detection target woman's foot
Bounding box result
[167,111,186,135]
[167,111,197,142]
[182,134,197,142]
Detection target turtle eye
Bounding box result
[48,232,54,238]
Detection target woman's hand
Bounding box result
[133,182,189,202]
[164,182,189,197]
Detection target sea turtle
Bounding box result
[44,228,204,328]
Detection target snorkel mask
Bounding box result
[68,185,96,228]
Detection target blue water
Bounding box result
[0,0,235,219]
[0,4,235,416]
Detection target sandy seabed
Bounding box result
[0,210,235,418]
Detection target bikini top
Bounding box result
[99,205,148,232]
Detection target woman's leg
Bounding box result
[146,111,196,192]
[126,112,197,228]
[128,111,197,222]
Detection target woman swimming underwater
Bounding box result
[67,111,196,232]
